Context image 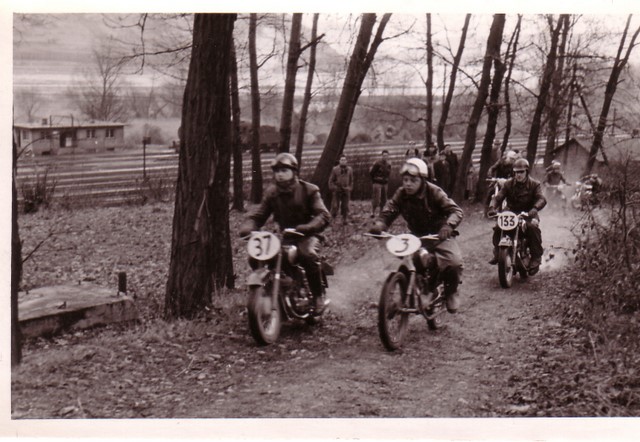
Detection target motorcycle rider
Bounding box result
[487,158,547,275]
[239,153,332,312]
[486,150,518,214]
[368,158,464,314]
[544,161,570,186]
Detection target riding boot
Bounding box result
[488,247,498,265]
[442,267,460,313]
[306,265,327,313]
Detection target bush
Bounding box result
[20,167,57,214]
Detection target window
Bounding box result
[106,128,115,138]
[87,129,96,139]
[22,130,30,141]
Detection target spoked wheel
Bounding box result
[423,291,445,330]
[378,272,410,351]
[247,285,282,346]
[498,247,514,288]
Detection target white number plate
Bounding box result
[497,211,518,231]
[386,233,422,257]
[247,232,281,261]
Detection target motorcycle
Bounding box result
[485,177,508,216]
[244,228,331,346]
[492,211,533,288]
[543,183,568,212]
[366,231,455,351]
[570,181,594,210]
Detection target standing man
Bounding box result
[443,144,459,195]
[329,155,354,224]
[433,150,451,195]
[369,149,392,218]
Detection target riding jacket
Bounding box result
[248,178,331,235]
[492,176,547,214]
[379,181,463,235]
[369,159,391,185]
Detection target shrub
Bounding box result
[20,167,57,213]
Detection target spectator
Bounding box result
[443,144,459,194]
[433,151,451,195]
[465,164,478,200]
[369,149,392,218]
[328,155,354,224]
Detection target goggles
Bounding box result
[514,169,527,174]
[400,163,421,177]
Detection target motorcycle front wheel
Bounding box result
[247,285,282,346]
[498,247,514,288]
[423,291,445,330]
[378,272,410,351]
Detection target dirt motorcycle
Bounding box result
[366,231,456,351]
[543,183,568,212]
[492,211,534,288]
[485,177,508,216]
[570,180,595,210]
[244,228,331,346]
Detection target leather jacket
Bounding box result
[492,176,547,215]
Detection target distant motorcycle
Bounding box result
[570,181,595,210]
[366,231,456,351]
[492,211,533,288]
[543,183,568,212]
[244,229,331,345]
[485,177,507,216]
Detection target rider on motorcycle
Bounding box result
[239,153,332,312]
[368,158,464,313]
[487,158,547,275]
[486,150,518,211]
[543,161,570,186]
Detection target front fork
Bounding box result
[271,252,284,315]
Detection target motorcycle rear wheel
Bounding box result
[247,285,282,346]
[498,247,514,288]
[378,272,410,351]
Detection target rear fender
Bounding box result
[247,268,271,287]
[498,236,513,247]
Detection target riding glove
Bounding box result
[528,208,538,218]
[239,222,255,238]
[295,224,313,235]
[368,221,385,235]
[438,224,454,241]
[487,208,498,218]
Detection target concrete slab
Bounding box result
[18,284,138,339]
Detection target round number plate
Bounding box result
[497,211,518,231]
[386,233,422,257]
[247,232,281,261]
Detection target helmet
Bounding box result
[513,158,530,172]
[551,160,561,169]
[505,150,518,161]
[270,153,298,171]
[400,158,429,178]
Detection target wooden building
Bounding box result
[14,120,126,156]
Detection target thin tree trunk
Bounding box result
[563,63,577,165]
[543,14,571,168]
[454,14,505,203]
[525,15,563,168]
[476,14,507,202]
[278,13,302,153]
[165,13,236,319]
[425,13,434,145]
[437,14,471,151]
[311,13,391,195]
[585,16,640,174]
[249,14,263,203]
[230,41,244,212]
[12,132,22,366]
[502,15,522,153]
[295,13,320,168]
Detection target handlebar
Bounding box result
[241,228,305,241]
[364,232,455,240]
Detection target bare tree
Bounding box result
[278,13,302,153]
[585,15,640,174]
[230,40,244,212]
[525,15,564,167]
[14,88,43,122]
[165,13,236,319]
[425,13,434,145]
[249,14,263,203]
[454,14,506,202]
[12,132,22,366]
[436,14,471,150]
[501,15,522,153]
[311,13,392,194]
[70,37,129,121]
[295,13,321,167]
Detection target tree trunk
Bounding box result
[165,13,236,319]
[563,63,577,165]
[502,15,522,153]
[249,14,263,203]
[525,15,563,168]
[278,13,302,153]
[543,14,571,168]
[454,14,505,203]
[585,16,640,174]
[230,41,244,212]
[311,13,391,194]
[436,14,471,151]
[425,13,434,146]
[476,14,507,202]
[295,13,320,169]
[12,133,22,366]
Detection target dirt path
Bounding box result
[11,206,583,424]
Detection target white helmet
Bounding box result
[400,158,430,178]
[506,150,518,160]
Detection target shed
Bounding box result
[14,120,126,156]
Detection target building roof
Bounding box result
[552,136,640,164]
[14,121,126,130]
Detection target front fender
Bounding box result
[247,268,271,287]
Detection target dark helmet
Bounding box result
[270,152,298,172]
[513,158,530,172]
